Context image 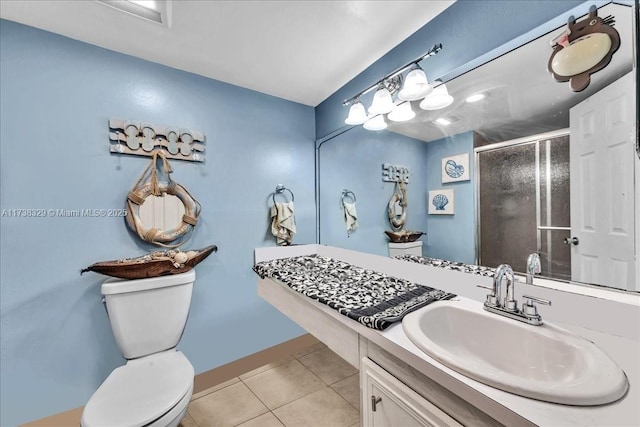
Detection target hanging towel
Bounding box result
[270,202,296,245]
[343,201,358,236]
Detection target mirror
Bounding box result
[139,194,186,231]
[318,2,638,293]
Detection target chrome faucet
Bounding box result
[526,253,541,284]
[493,264,517,310]
[477,262,551,326]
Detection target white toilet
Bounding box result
[82,270,196,427]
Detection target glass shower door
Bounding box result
[477,134,571,280]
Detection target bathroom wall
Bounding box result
[318,127,429,256]
[0,20,315,426]
[424,132,475,264]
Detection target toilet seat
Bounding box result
[81,350,194,427]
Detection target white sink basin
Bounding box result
[402,298,628,405]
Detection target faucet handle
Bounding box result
[522,294,551,317]
[476,284,498,306]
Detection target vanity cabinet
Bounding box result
[361,357,462,427]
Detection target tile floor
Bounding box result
[179,342,361,427]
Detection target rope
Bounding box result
[125,149,200,249]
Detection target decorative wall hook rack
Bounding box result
[109,119,206,162]
[382,163,410,183]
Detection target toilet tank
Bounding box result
[101,270,195,359]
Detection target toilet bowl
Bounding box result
[82,271,196,427]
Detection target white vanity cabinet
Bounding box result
[361,357,462,427]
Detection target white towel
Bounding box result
[270,202,296,245]
[343,201,358,236]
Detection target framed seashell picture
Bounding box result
[441,153,470,183]
[429,189,454,215]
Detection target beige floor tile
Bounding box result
[298,347,358,385]
[347,423,360,427]
[242,359,325,410]
[239,356,293,380]
[236,412,285,427]
[188,381,268,427]
[292,341,327,359]
[191,377,240,400]
[273,387,360,427]
[178,412,198,427]
[330,373,360,409]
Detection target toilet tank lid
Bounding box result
[102,270,196,295]
[82,350,194,427]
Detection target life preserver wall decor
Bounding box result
[125,150,201,248]
[548,7,620,92]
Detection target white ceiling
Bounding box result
[0,0,454,106]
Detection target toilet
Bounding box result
[82,270,196,427]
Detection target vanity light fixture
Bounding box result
[420,81,454,110]
[343,43,442,129]
[363,115,387,131]
[465,93,486,103]
[398,66,433,101]
[344,99,367,125]
[96,0,169,25]
[387,102,416,122]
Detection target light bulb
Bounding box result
[363,115,387,131]
[387,102,415,122]
[344,101,367,125]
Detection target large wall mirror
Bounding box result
[318,2,639,294]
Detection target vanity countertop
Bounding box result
[255,245,640,427]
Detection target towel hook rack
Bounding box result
[273,184,294,204]
[341,189,356,203]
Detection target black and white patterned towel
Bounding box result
[253,255,456,330]
[396,254,496,277]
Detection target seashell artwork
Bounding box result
[441,153,470,183]
[432,194,449,210]
[428,189,454,215]
[445,160,464,178]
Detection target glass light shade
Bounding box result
[420,83,454,110]
[363,115,387,131]
[368,87,396,115]
[344,101,367,125]
[550,33,611,77]
[398,69,433,101]
[387,102,415,122]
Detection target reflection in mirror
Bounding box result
[139,194,186,231]
[319,3,638,293]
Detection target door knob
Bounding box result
[564,236,579,246]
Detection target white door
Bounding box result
[569,71,636,290]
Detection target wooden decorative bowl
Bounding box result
[384,230,425,243]
[81,245,217,280]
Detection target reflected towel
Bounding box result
[270,202,296,245]
[343,201,358,236]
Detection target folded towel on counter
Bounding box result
[343,201,358,236]
[270,202,296,245]
[254,255,456,330]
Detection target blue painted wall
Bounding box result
[424,132,475,264]
[318,127,429,256]
[0,20,315,426]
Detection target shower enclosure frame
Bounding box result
[474,128,571,277]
